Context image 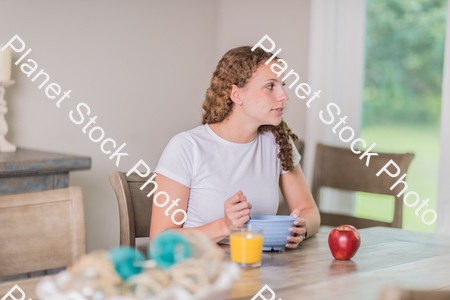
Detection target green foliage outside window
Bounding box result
[363,0,447,126]
[355,0,447,232]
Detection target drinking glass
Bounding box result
[230,225,264,268]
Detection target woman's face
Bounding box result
[236,61,289,127]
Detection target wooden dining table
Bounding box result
[225,226,450,300]
[1,227,450,300]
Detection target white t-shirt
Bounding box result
[154,124,301,228]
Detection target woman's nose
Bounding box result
[278,87,289,102]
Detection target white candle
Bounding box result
[0,44,12,81]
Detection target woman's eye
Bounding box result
[267,84,274,90]
[282,82,286,87]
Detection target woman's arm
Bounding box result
[149,173,251,243]
[279,163,321,248]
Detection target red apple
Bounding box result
[328,225,361,260]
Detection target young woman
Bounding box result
[149,46,320,249]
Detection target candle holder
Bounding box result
[0,80,16,152]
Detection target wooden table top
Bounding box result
[1,227,449,300]
[225,227,450,300]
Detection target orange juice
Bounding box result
[230,232,264,265]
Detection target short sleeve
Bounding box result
[281,137,302,175]
[154,133,193,188]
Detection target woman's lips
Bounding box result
[272,108,284,115]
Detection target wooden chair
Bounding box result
[312,143,414,228]
[293,139,305,168]
[109,171,154,248]
[379,287,450,300]
[0,187,86,278]
[277,139,305,215]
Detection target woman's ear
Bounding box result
[230,84,243,105]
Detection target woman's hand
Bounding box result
[285,209,308,249]
[223,190,252,233]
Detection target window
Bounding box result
[355,0,448,232]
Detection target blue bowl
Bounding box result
[246,215,298,251]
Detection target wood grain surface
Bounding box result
[0,187,86,278]
[225,227,450,300]
[1,227,449,300]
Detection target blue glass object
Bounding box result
[149,231,192,269]
[109,247,146,280]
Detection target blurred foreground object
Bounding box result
[379,286,450,300]
[36,230,239,300]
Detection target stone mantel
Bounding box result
[0,148,91,195]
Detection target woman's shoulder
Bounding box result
[258,129,296,153]
[259,128,296,143]
[259,128,278,145]
[183,124,210,137]
[167,124,210,146]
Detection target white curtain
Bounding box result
[436,1,450,235]
[304,0,366,214]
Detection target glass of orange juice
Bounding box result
[230,225,264,268]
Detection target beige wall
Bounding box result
[0,0,310,251]
[216,0,310,139]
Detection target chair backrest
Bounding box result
[109,171,154,247]
[0,187,86,277]
[312,143,414,228]
[379,287,450,300]
[277,139,305,215]
[293,139,305,168]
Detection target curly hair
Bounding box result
[201,46,299,172]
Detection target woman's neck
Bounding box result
[215,118,258,144]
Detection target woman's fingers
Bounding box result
[228,201,251,212]
[223,191,252,228]
[234,208,250,218]
[285,236,304,248]
[226,191,247,206]
[228,211,249,227]
[286,234,305,247]
[290,208,300,219]
[225,193,251,213]
[289,226,306,236]
[237,215,250,225]
[293,218,307,227]
[287,235,304,243]
[284,218,308,248]
[226,205,251,224]
[286,234,304,248]
[233,193,247,205]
